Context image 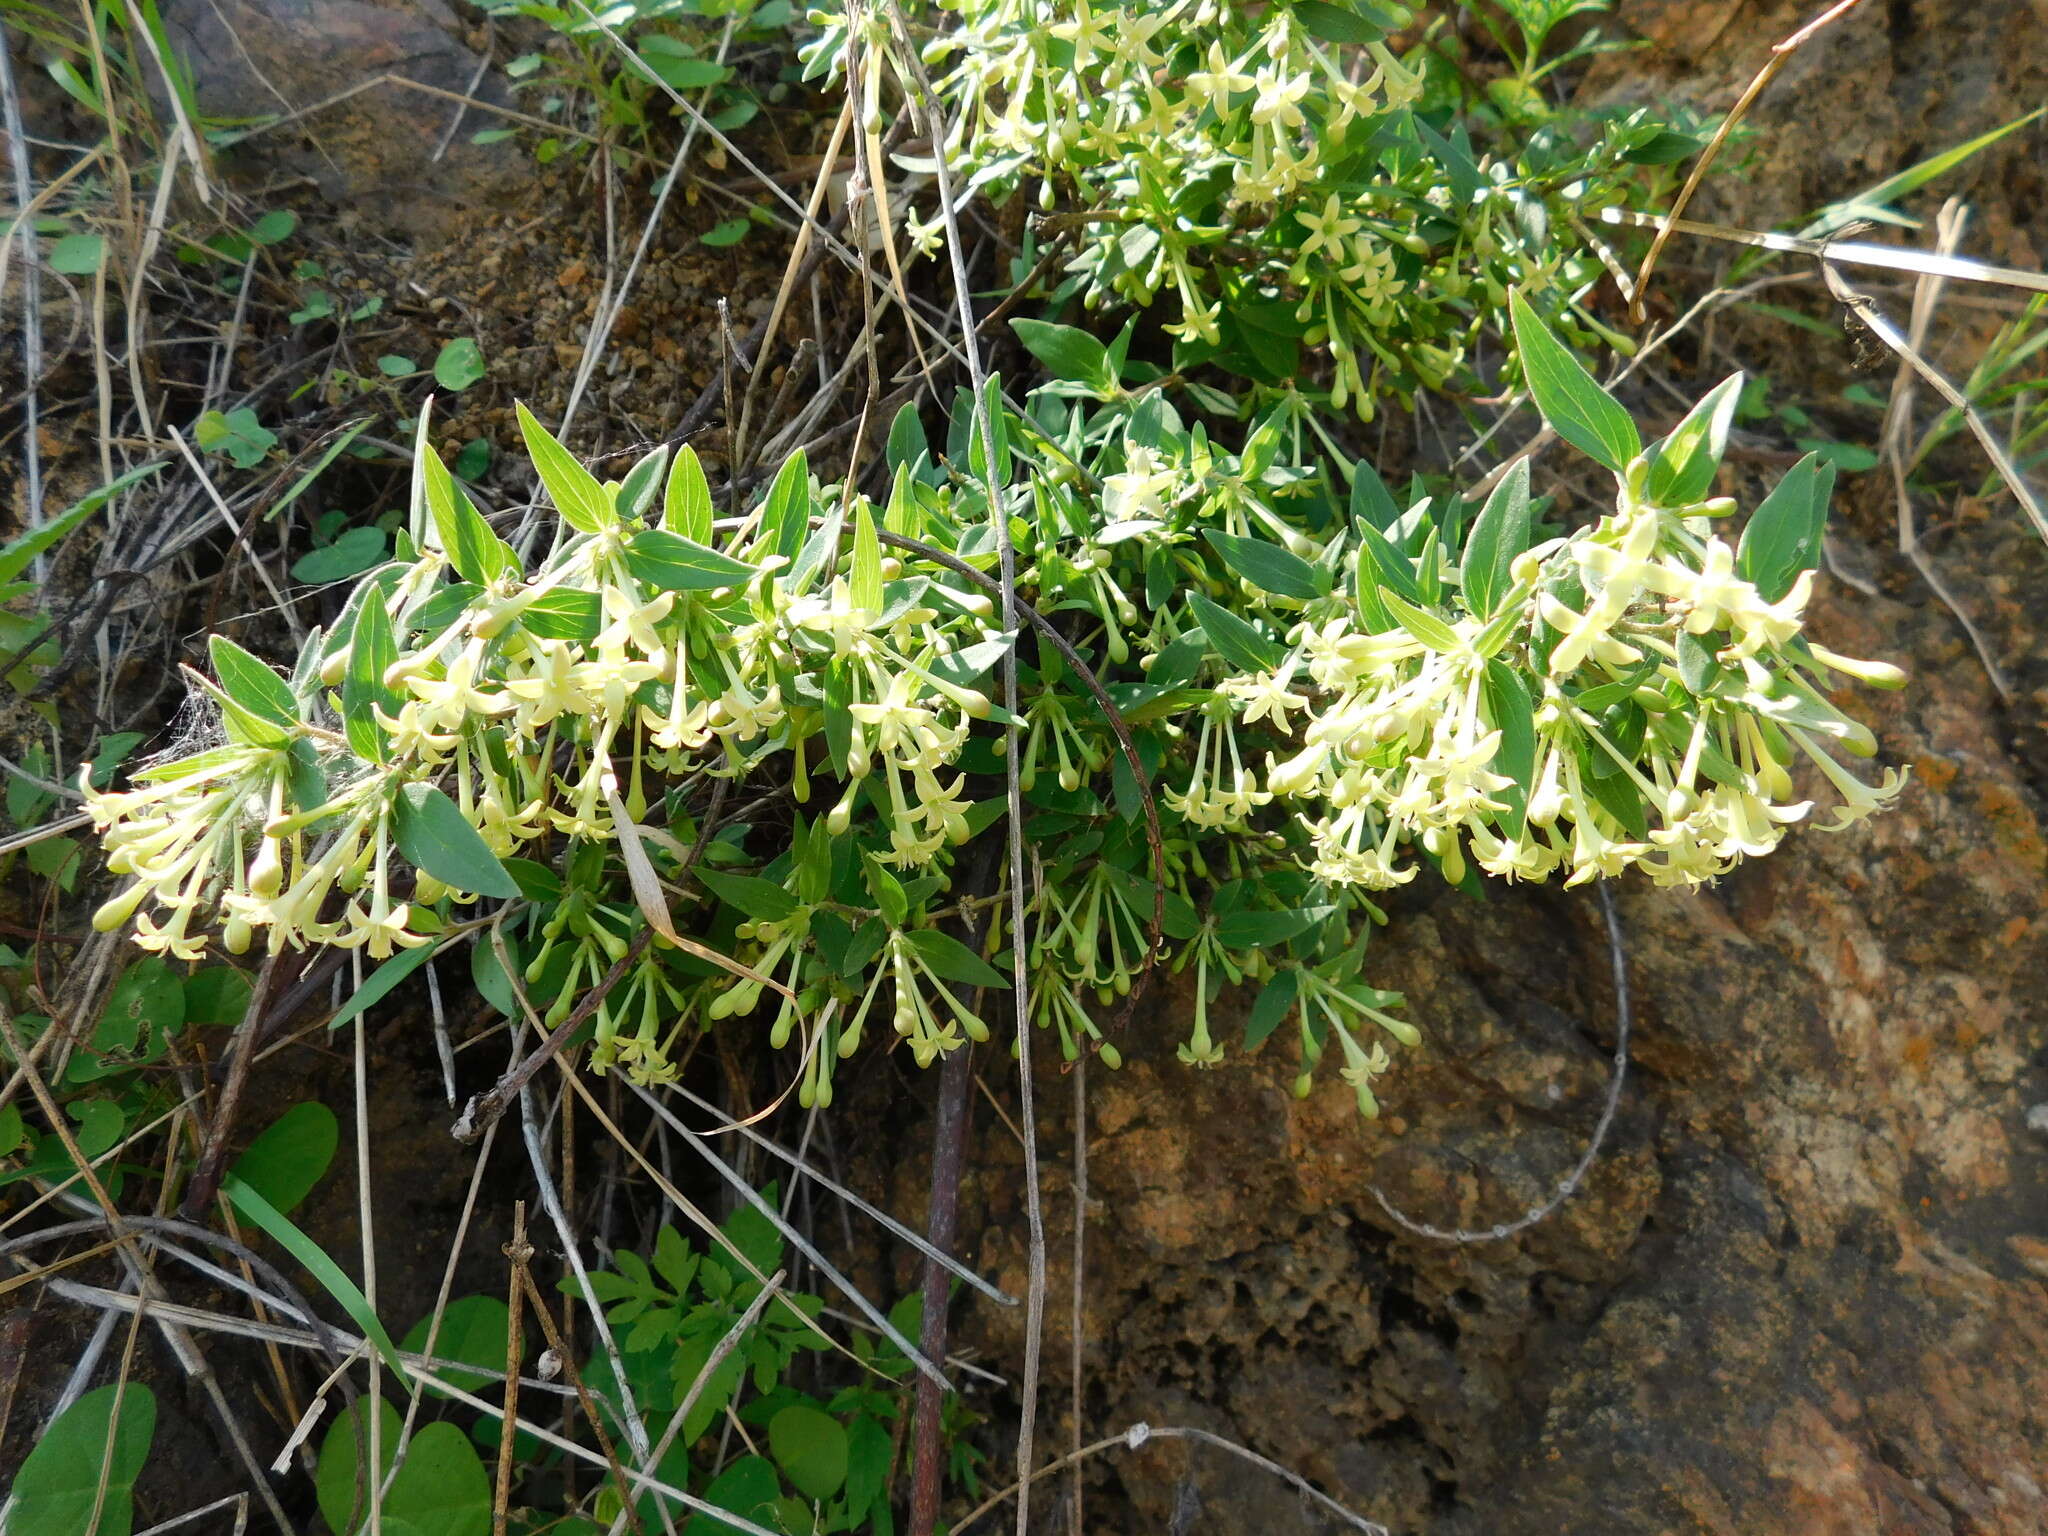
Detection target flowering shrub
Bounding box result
[808,0,1701,418]
[85,287,1906,1117]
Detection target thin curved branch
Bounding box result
[1370,882,1632,1244]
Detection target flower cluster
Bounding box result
[807,0,1698,418]
[1264,493,1908,895]
[86,330,1909,1117]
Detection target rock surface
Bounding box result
[907,4,2048,1531]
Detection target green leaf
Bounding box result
[341,591,399,762]
[926,634,1014,690]
[624,528,755,591]
[1188,590,1281,672]
[1622,129,1705,165]
[905,928,1008,989]
[519,589,603,641]
[721,1185,787,1276]
[229,1101,338,1216]
[769,1403,849,1502]
[757,450,812,562]
[1508,289,1640,474]
[1809,105,2045,232]
[195,406,278,469]
[421,437,517,586]
[617,444,669,522]
[1676,629,1722,694]
[400,1294,513,1399]
[0,461,161,586]
[377,354,418,377]
[209,634,299,729]
[1737,452,1834,602]
[433,337,487,392]
[1216,907,1333,949]
[316,1398,400,1536]
[966,375,1011,487]
[500,857,563,903]
[701,216,752,248]
[392,782,520,899]
[1645,373,1743,507]
[48,231,105,274]
[696,868,799,923]
[1010,318,1112,391]
[1381,591,1461,652]
[516,401,613,534]
[842,1414,893,1523]
[1243,968,1299,1051]
[379,1421,491,1536]
[639,42,732,90]
[1482,661,1537,839]
[1291,0,1405,45]
[292,525,389,585]
[651,446,708,543]
[248,208,297,245]
[851,495,884,613]
[224,1175,411,1383]
[863,853,908,928]
[683,1455,780,1536]
[1203,530,1322,600]
[87,731,146,789]
[69,955,184,1085]
[1353,517,1425,607]
[1348,459,1401,532]
[9,1384,156,1536]
[330,940,444,1030]
[1461,457,1532,618]
[70,1098,124,1160]
[184,965,253,1026]
[886,401,927,473]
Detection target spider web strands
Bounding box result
[1371,883,1630,1246]
[1600,207,2048,295]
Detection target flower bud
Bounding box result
[1807,644,1907,689]
[92,881,150,933]
[248,838,285,898]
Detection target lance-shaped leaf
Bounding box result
[1188,590,1281,672]
[340,594,399,763]
[1645,372,1744,508]
[1203,529,1323,600]
[420,422,519,586]
[664,444,714,540]
[392,782,520,899]
[852,494,884,612]
[1460,457,1533,618]
[1738,452,1835,601]
[516,400,613,534]
[616,442,669,522]
[210,634,300,730]
[625,528,755,591]
[1509,288,1641,474]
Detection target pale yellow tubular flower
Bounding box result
[503,639,583,733]
[1784,725,1910,831]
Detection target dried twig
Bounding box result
[1629,0,1875,323]
[878,19,1048,1533]
[1876,200,2013,700]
